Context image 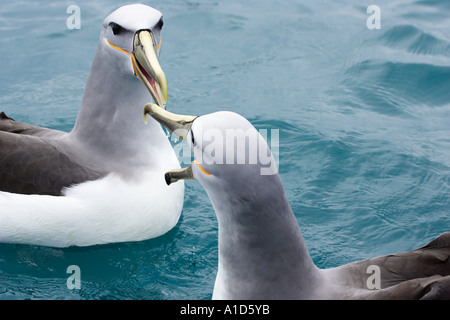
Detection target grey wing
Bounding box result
[420,276,450,300]
[0,111,57,137]
[330,232,450,299]
[0,114,106,196]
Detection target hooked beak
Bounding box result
[143,103,197,140]
[143,103,198,185]
[132,30,168,108]
[164,166,194,186]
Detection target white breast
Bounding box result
[0,169,184,247]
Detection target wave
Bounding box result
[342,59,450,115]
[379,24,450,56]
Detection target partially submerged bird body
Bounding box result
[146,104,450,300]
[0,4,183,247]
[0,111,182,247]
[321,232,450,299]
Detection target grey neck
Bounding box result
[68,42,170,174]
[211,173,321,299]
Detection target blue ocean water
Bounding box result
[0,0,449,299]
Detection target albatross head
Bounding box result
[101,4,167,108]
[142,104,278,187]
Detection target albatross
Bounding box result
[144,103,450,299]
[0,4,184,247]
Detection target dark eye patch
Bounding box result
[191,130,196,146]
[155,17,163,30]
[110,22,124,35]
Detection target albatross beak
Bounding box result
[143,103,197,140]
[163,166,194,186]
[132,30,168,108]
[143,103,198,185]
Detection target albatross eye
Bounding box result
[110,22,124,35]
